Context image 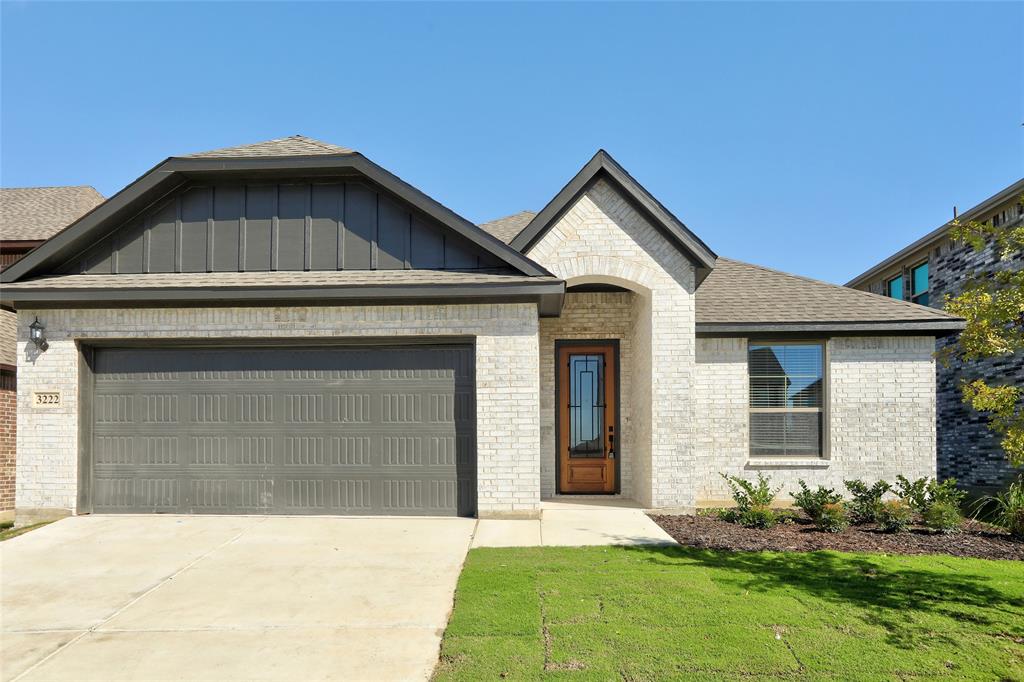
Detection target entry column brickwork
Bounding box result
[528,178,698,508]
[15,304,540,517]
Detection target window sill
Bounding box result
[745,458,830,469]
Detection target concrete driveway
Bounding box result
[1,515,475,682]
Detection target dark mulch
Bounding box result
[650,513,1024,561]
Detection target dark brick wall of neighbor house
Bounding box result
[0,372,15,511]
[931,225,1024,490]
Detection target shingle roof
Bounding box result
[0,310,15,367]
[696,258,962,326]
[0,186,105,241]
[479,211,536,244]
[182,135,355,158]
[3,270,558,291]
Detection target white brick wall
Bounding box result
[527,178,697,507]
[539,292,635,498]
[15,304,540,516]
[694,336,937,503]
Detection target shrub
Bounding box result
[927,478,967,509]
[816,502,850,533]
[991,478,1024,538]
[739,504,779,530]
[923,501,962,534]
[876,500,913,533]
[894,475,966,518]
[716,507,740,524]
[720,473,780,512]
[791,480,842,522]
[894,475,930,512]
[844,479,890,524]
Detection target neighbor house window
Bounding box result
[911,261,929,306]
[748,342,825,458]
[886,274,904,300]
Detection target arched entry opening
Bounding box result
[539,272,654,504]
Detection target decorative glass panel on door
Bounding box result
[568,354,605,458]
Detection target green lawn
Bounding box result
[0,521,52,542]
[434,546,1024,681]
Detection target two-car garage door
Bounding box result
[88,345,476,516]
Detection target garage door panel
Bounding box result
[90,346,476,516]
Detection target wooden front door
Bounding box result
[557,343,617,494]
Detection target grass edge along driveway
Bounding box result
[433,545,1024,681]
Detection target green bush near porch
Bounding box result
[434,546,1024,681]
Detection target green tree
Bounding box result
[942,201,1024,466]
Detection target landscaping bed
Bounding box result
[651,513,1024,560]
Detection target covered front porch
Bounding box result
[538,279,678,507]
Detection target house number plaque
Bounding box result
[32,391,62,408]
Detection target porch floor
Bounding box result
[472,498,676,548]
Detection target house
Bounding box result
[0,136,964,521]
[0,186,104,519]
[847,179,1024,491]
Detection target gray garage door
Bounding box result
[88,345,476,516]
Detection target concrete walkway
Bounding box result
[1,515,475,682]
[472,498,676,548]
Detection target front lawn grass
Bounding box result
[0,521,52,542]
[434,545,1024,680]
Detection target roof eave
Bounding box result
[1,280,567,316]
[846,177,1024,288]
[696,319,965,337]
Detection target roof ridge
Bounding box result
[1,185,98,191]
[718,257,961,320]
[292,135,346,153]
[181,135,355,158]
[480,209,536,225]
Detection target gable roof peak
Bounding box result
[181,134,356,159]
[509,149,718,273]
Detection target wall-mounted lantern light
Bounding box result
[29,317,48,352]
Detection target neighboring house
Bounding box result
[0,186,104,516]
[1,136,963,521]
[847,179,1024,491]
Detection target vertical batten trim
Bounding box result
[174,195,183,273]
[404,212,412,270]
[238,186,247,272]
[142,214,151,273]
[371,192,379,270]
[338,183,346,270]
[304,183,312,271]
[270,185,280,271]
[206,187,215,272]
[112,229,120,274]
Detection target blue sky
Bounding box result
[2,2,1021,284]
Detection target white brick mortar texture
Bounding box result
[527,178,697,508]
[15,304,540,514]
[694,336,937,504]
[539,292,636,499]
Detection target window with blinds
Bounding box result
[748,342,825,458]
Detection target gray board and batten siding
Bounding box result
[84,345,477,517]
[60,181,509,276]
